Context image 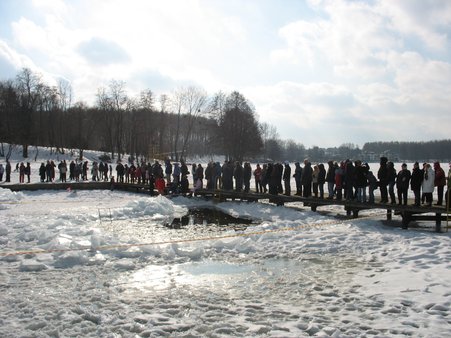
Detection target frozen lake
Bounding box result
[0,189,450,337]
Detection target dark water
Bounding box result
[166,207,254,229]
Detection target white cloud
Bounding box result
[1,0,450,147]
[378,0,451,51]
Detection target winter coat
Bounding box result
[283,164,291,181]
[301,162,312,185]
[367,171,378,190]
[254,166,262,181]
[396,169,411,190]
[434,164,446,187]
[318,164,326,184]
[335,166,344,189]
[312,167,319,184]
[387,164,396,184]
[326,162,335,183]
[421,167,435,193]
[354,165,368,188]
[410,168,423,190]
[195,165,204,180]
[243,163,252,181]
[378,161,388,184]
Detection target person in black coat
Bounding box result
[294,162,302,196]
[344,160,355,201]
[378,157,389,203]
[283,162,291,196]
[39,163,46,182]
[326,161,335,199]
[233,162,243,192]
[387,161,397,204]
[410,162,423,206]
[301,159,313,197]
[354,160,368,202]
[318,163,326,199]
[396,163,411,205]
[243,162,252,193]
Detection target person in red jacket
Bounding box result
[434,161,446,205]
[155,176,166,195]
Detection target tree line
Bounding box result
[362,140,451,161]
[0,68,270,162]
[1,68,450,163]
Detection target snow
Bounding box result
[0,146,450,336]
[0,187,450,337]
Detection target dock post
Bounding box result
[436,213,442,233]
[401,211,411,229]
[345,206,351,217]
[386,208,392,221]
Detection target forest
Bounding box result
[0,68,450,163]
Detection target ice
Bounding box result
[0,174,450,336]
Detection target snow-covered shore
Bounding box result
[0,187,450,337]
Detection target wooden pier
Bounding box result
[1,182,449,232]
[194,189,450,232]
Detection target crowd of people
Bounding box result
[1,156,450,207]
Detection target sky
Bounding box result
[0,0,450,148]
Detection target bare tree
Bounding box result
[169,86,208,161]
[15,68,43,157]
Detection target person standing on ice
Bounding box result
[283,161,291,196]
[191,163,197,187]
[115,161,125,183]
[377,157,389,203]
[205,162,213,189]
[214,162,222,189]
[195,164,204,189]
[233,161,243,192]
[260,163,268,193]
[293,162,302,196]
[253,163,262,193]
[165,158,172,185]
[19,162,25,183]
[433,161,446,205]
[354,160,368,203]
[0,163,4,181]
[301,159,313,197]
[410,162,423,206]
[180,159,189,178]
[25,162,31,183]
[446,163,451,206]
[367,169,378,204]
[39,163,46,182]
[396,163,411,206]
[82,161,88,181]
[326,161,335,199]
[172,162,181,186]
[268,163,278,195]
[421,163,435,207]
[387,161,397,204]
[243,162,252,193]
[5,160,11,182]
[318,163,326,199]
[69,160,75,180]
[335,161,344,200]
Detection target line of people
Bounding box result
[189,157,451,207]
[1,157,450,207]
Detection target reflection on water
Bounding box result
[166,207,254,229]
[118,255,363,296]
[99,207,256,243]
